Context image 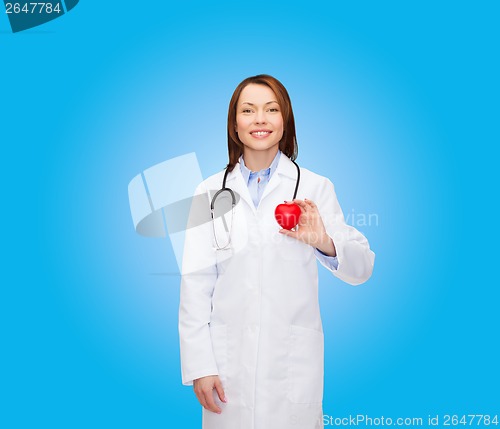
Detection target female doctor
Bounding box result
[179,74,375,429]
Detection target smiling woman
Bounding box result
[178,74,375,429]
[234,84,284,162]
[227,75,298,173]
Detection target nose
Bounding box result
[255,109,267,124]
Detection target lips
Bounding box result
[250,129,272,138]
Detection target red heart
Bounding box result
[275,203,301,230]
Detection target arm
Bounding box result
[179,183,228,413]
[178,183,219,385]
[280,179,375,285]
[314,248,339,271]
[315,178,375,285]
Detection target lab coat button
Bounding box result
[250,324,259,333]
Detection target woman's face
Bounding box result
[235,84,284,156]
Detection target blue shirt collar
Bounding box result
[239,150,281,185]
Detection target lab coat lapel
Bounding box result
[224,162,256,214]
[260,154,298,204]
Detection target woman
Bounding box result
[179,75,375,429]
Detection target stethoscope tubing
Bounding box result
[210,158,300,250]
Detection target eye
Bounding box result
[268,108,280,112]
[242,108,253,113]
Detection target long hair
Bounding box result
[226,74,298,172]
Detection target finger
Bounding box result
[203,388,222,414]
[195,389,208,410]
[304,199,320,216]
[304,200,322,222]
[279,228,299,238]
[214,378,227,403]
[304,198,317,209]
[292,199,307,209]
[280,228,304,240]
[292,200,310,215]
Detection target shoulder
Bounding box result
[294,164,338,204]
[298,165,334,188]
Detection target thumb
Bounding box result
[214,377,227,403]
[279,228,298,238]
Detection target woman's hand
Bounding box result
[279,199,337,257]
[193,375,227,414]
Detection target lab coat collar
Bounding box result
[225,151,297,183]
[260,153,298,204]
[239,150,281,185]
[274,151,299,180]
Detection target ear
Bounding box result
[234,123,238,133]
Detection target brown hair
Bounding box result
[226,74,298,172]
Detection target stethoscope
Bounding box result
[210,159,301,250]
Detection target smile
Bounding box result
[251,130,272,137]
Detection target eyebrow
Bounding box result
[240,101,279,106]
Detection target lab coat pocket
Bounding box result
[288,325,324,404]
[215,247,234,275]
[209,324,228,383]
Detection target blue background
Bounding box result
[1,1,498,427]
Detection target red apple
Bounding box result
[275,203,301,230]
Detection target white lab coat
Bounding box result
[179,154,375,429]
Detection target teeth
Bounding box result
[253,131,270,136]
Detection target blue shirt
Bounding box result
[240,150,281,209]
[239,151,338,270]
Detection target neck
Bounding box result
[243,147,279,172]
